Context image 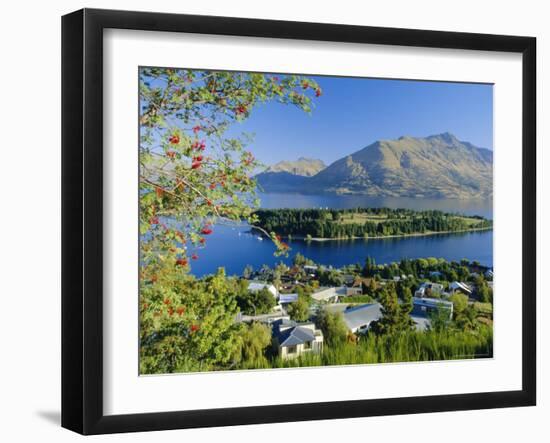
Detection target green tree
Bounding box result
[370,283,414,335]
[293,252,314,266]
[477,281,491,303]
[242,264,254,279]
[396,281,412,301]
[139,268,242,374]
[236,287,276,316]
[428,303,452,332]
[235,322,272,368]
[287,297,310,322]
[363,256,377,277]
[368,278,378,296]
[319,269,344,286]
[316,309,348,345]
[449,293,469,318]
[400,284,415,329]
[454,305,479,331]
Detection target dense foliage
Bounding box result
[140,254,493,373]
[140,267,243,374]
[363,256,492,287]
[139,68,322,268]
[253,207,492,239]
[235,285,277,316]
[139,68,321,373]
[271,326,493,368]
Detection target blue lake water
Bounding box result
[188,193,493,277]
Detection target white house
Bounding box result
[247,281,279,298]
[312,286,346,303]
[271,318,324,359]
[449,281,472,296]
[415,282,444,298]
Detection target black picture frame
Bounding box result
[62,8,536,435]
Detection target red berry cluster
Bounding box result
[169,134,180,145]
[235,104,248,115]
[191,155,202,169]
[191,140,206,151]
[201,227,213,235]
[176,258,188,267]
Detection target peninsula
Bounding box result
[252,207,492,240]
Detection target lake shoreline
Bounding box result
[250,226,493,242]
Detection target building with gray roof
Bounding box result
[342,303,383,333]
[271,318,323,359]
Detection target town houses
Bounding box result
[237,257,493,360]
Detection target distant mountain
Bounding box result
[256,133,493,199]
[265,157,326,176]
[256,158,326,193]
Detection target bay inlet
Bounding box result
[189,193,493,277]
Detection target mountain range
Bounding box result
[255,133,493,199]
[254,157,326,193]
[264,157,326,176]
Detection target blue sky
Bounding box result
[231,75,493,166]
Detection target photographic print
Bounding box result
[138,67,494,375]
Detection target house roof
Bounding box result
[248,282,276,292]
[279,293,299,304]
[342,274,356,283]
[419,281,444,290]
[312,286,346,301]
[450,281,472,294]
[412,297,453,310]
[342,303,383,331]
[272,319,316,347]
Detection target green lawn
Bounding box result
[337,213,482,227]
